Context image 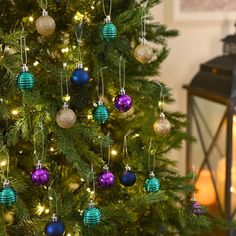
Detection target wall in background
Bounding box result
[151,0,235,175]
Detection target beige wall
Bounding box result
[151,0,235,175]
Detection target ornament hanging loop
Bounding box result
[155,82,165,114]
[123,130,133,159]
[86,163,96,201]
[148,138,156,173]
[20,22,28,67]
[97,66,107,100]
[40,0,48,11]
[60,65,69,103]
[141,5,147,44]
[119,56,126,91]
[0,146,10,180]
[75,20,83,64]
[191,165,197,201]
[33,122,45,163]
[48,185,58,216]
[102,0,112,19]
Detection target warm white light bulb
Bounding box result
[111,150,117,156]
[29,16,34,22]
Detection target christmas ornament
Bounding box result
[101,16,117,42]
[115,89,132,112]
[120,165,136,187]
[71,63,89,87]
[153,112,171,135]
[35,9,56,36]
[93,100,109,124]
[97,164,115,188]
[0,180,17,207]
[31,161,49,186]
[45,214,65,236]
[17,65,36,90]
[56,103,76,128]
[144,171,160,193]
[83,201,102,227]
[134,43,153,64]
[190,199,203,216]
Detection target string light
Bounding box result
[67,234,71,236]
[87,114,92,120]
[134,133,140,137]
[36,203,45,216]
[111,149,117,156]
[50,147,55,152]
[29,16,34,22]
[33,61,39,66]
[63,62,67,67]
[80,178,85,182]
[45,209,50,214]
[91,6,95,10]
[74,12,84,21]
[0,160,7,167]
[61,47,69,53]
[84,67,88,71]
[11,109,19,115]
[63,94,70,102]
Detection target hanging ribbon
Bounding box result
[75,20,83,64]
[97,67,107,101]
[102,0,112,18]
[60,64,69,103]
[123,130,133,159]
[20,23,28,69]
[119,56,126,91]
[86,163,96,201]
[33,122,45,163]
[148,139,156,173]
[48,185,58,216]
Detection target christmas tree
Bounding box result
[0,0,211,235]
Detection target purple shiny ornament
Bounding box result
[97,165,115,188]
[114,88,132,112]
[31,161,49,186]
[191,200,203,216]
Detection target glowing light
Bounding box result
[0,160,7,167]
[63,94,70,102]
[80,178,85,182]
[74,12,84,21]
[19,150,23,154]
[86,187,91,192]
[11,109,19,115]
[45,209,50,214]
[33,61,39,66]
[63,62,67,67]
[134,133,140,137]
[61,48,69,53]
[0,98,4,102]
[50,147,55,152]
[29,16,34,22]
[158,101,163,107]
[26,47,30,51]
[49,196,53,200]
[36,203,45,216]
[111,149,117,156]
[91,6,95,10]
[84,67,88,71]
[67,234,71,236]
[87,114,92,120]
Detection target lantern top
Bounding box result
[222,23,236,55]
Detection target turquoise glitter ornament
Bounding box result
[0,180,17,207]
[144,172,160,193]
[17,64,36,90]
[100,16,117,42]
[83,202,102,227]
[92,100,109,124]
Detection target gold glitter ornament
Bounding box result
[134,43,153,64]
[153,112,171,135]
[56,103,76,129]
[35,9,56,36]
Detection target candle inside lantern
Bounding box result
[217,158,236,211]
[195,169,216,205]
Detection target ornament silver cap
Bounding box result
[125,164,131,171]
[149,171,155,178]
[104,15,111,23]
[98,99,104,106]
[89,200,95,208]
[36,160,43,169]
[42,9,49,16]
[159,112,165,119]
[62,102,69,109]
[52,213,58,222]
[77,62,83,69]
[22,64,29,72]
[3,179,10,187]
[103,164,109,171]
[119,88,126,95]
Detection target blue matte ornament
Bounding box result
[17,65,36,90]
[92,100,109,124]
[100,16,117,42]
[83,202,102,227]
[71,63,89,87]
[120,165,136,187]
[144,172,160,193]
[0,180,17,207]
[45,214,65,236]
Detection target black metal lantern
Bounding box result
[184,24,236,236]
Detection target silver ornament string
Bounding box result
[40,0,48,10]
[123,130,133,159]
[97,67,107,100]
[119,56,126,90]
[102,0,112,17]
[155,82,164,114]
[75,20,83,64]
[0,146,10,180]
[60,65,69,103]
[33,122,45,163]
[20,23,28,66]
[191,165,196,201]
[148,139,156,173]
[48,185,58,216]
[86,163,96,201]
[141,6,146,43]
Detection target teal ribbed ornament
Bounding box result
[0,181,17,207]
[144,172,160,193]
[83,203,101,227]
[17,71,36,90]
[100,22,117,42]
[92,101,109,124]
